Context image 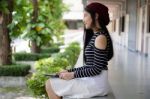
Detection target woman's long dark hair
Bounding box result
[83,7,114,64]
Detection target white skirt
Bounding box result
[49,70,110,98]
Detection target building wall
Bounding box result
[126,0,138,51]
[136,0,150,56]
[148,1,150,57]
[82,0,150,56]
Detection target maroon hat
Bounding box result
[86,2,110,26]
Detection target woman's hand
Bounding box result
[57,70,68,75]
[59,72,74,80]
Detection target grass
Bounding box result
[0,87,33,96]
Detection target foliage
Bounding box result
[13,52,51,61]
[0,0,9,14]
[27,57,69,98]
[0,63,31,76]
[13,45,60,61]
[7,0,30,39]
[27,42,81,98]
[41,46,60,54]
[53,42,81,68]
[8,0,67,47]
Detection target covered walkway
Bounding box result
[69,43,150,99]
[66,0,150,98]
[82,0,150,56]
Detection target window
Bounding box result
[121,16,125,32]
[119,16,125,33]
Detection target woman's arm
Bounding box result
[73,35,108,78]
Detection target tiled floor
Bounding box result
[108,44,150,99]
[67,44,150,99]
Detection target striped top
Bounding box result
[68,30,111,78]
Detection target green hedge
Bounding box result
[13,46,60,61]
[64,42,81,67]
[27,57,69,98]
[41,46,60,54]
[53,42,80,68]
[13,53,51,61]
[43,42,64,48]
[0,64,31,76]
[27,42,81,98]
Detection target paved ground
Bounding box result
[65,43,150,99]
[108,44,150,99]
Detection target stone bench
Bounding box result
[63,50,115,99]
[63,91,115,99]
[63,93,115,99]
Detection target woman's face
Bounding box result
[83,11,93,29]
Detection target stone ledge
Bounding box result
[0,76,26,87]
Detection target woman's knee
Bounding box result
[45,79,51,91]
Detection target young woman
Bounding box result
[45,2,114,99]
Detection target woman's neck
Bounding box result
[92,27,101,33]
[92,22,101,33]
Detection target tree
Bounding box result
[0,0,13,65]
[9,0,67,53]
[26,0,67,53]
[0,0,67,65]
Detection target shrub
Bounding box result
[27,73,48,98]
[27,57,69,98]
[27,42,81,98]
[51,42,80,68]
[44,42,64,47]
[41,46,60,54]
[35,57,69,73]
[0,64,31,76]
[13,53,51,61]
[13,46,61,61]
[63,42,81,67]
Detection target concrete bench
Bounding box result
[63,50,115,99]
[63,91,115,99]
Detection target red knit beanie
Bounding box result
[86,2,110,26]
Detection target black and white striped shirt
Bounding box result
[68,30,111,78]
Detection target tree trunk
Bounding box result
[30,0,41,53]
[30,40,41,53]
[0,0,13,65]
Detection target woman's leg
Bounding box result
[45,79,62,99]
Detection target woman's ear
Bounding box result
[95,13,99,20]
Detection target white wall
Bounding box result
[148,38,150,57]
[110,15,129,48]
[136,4,150,55]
